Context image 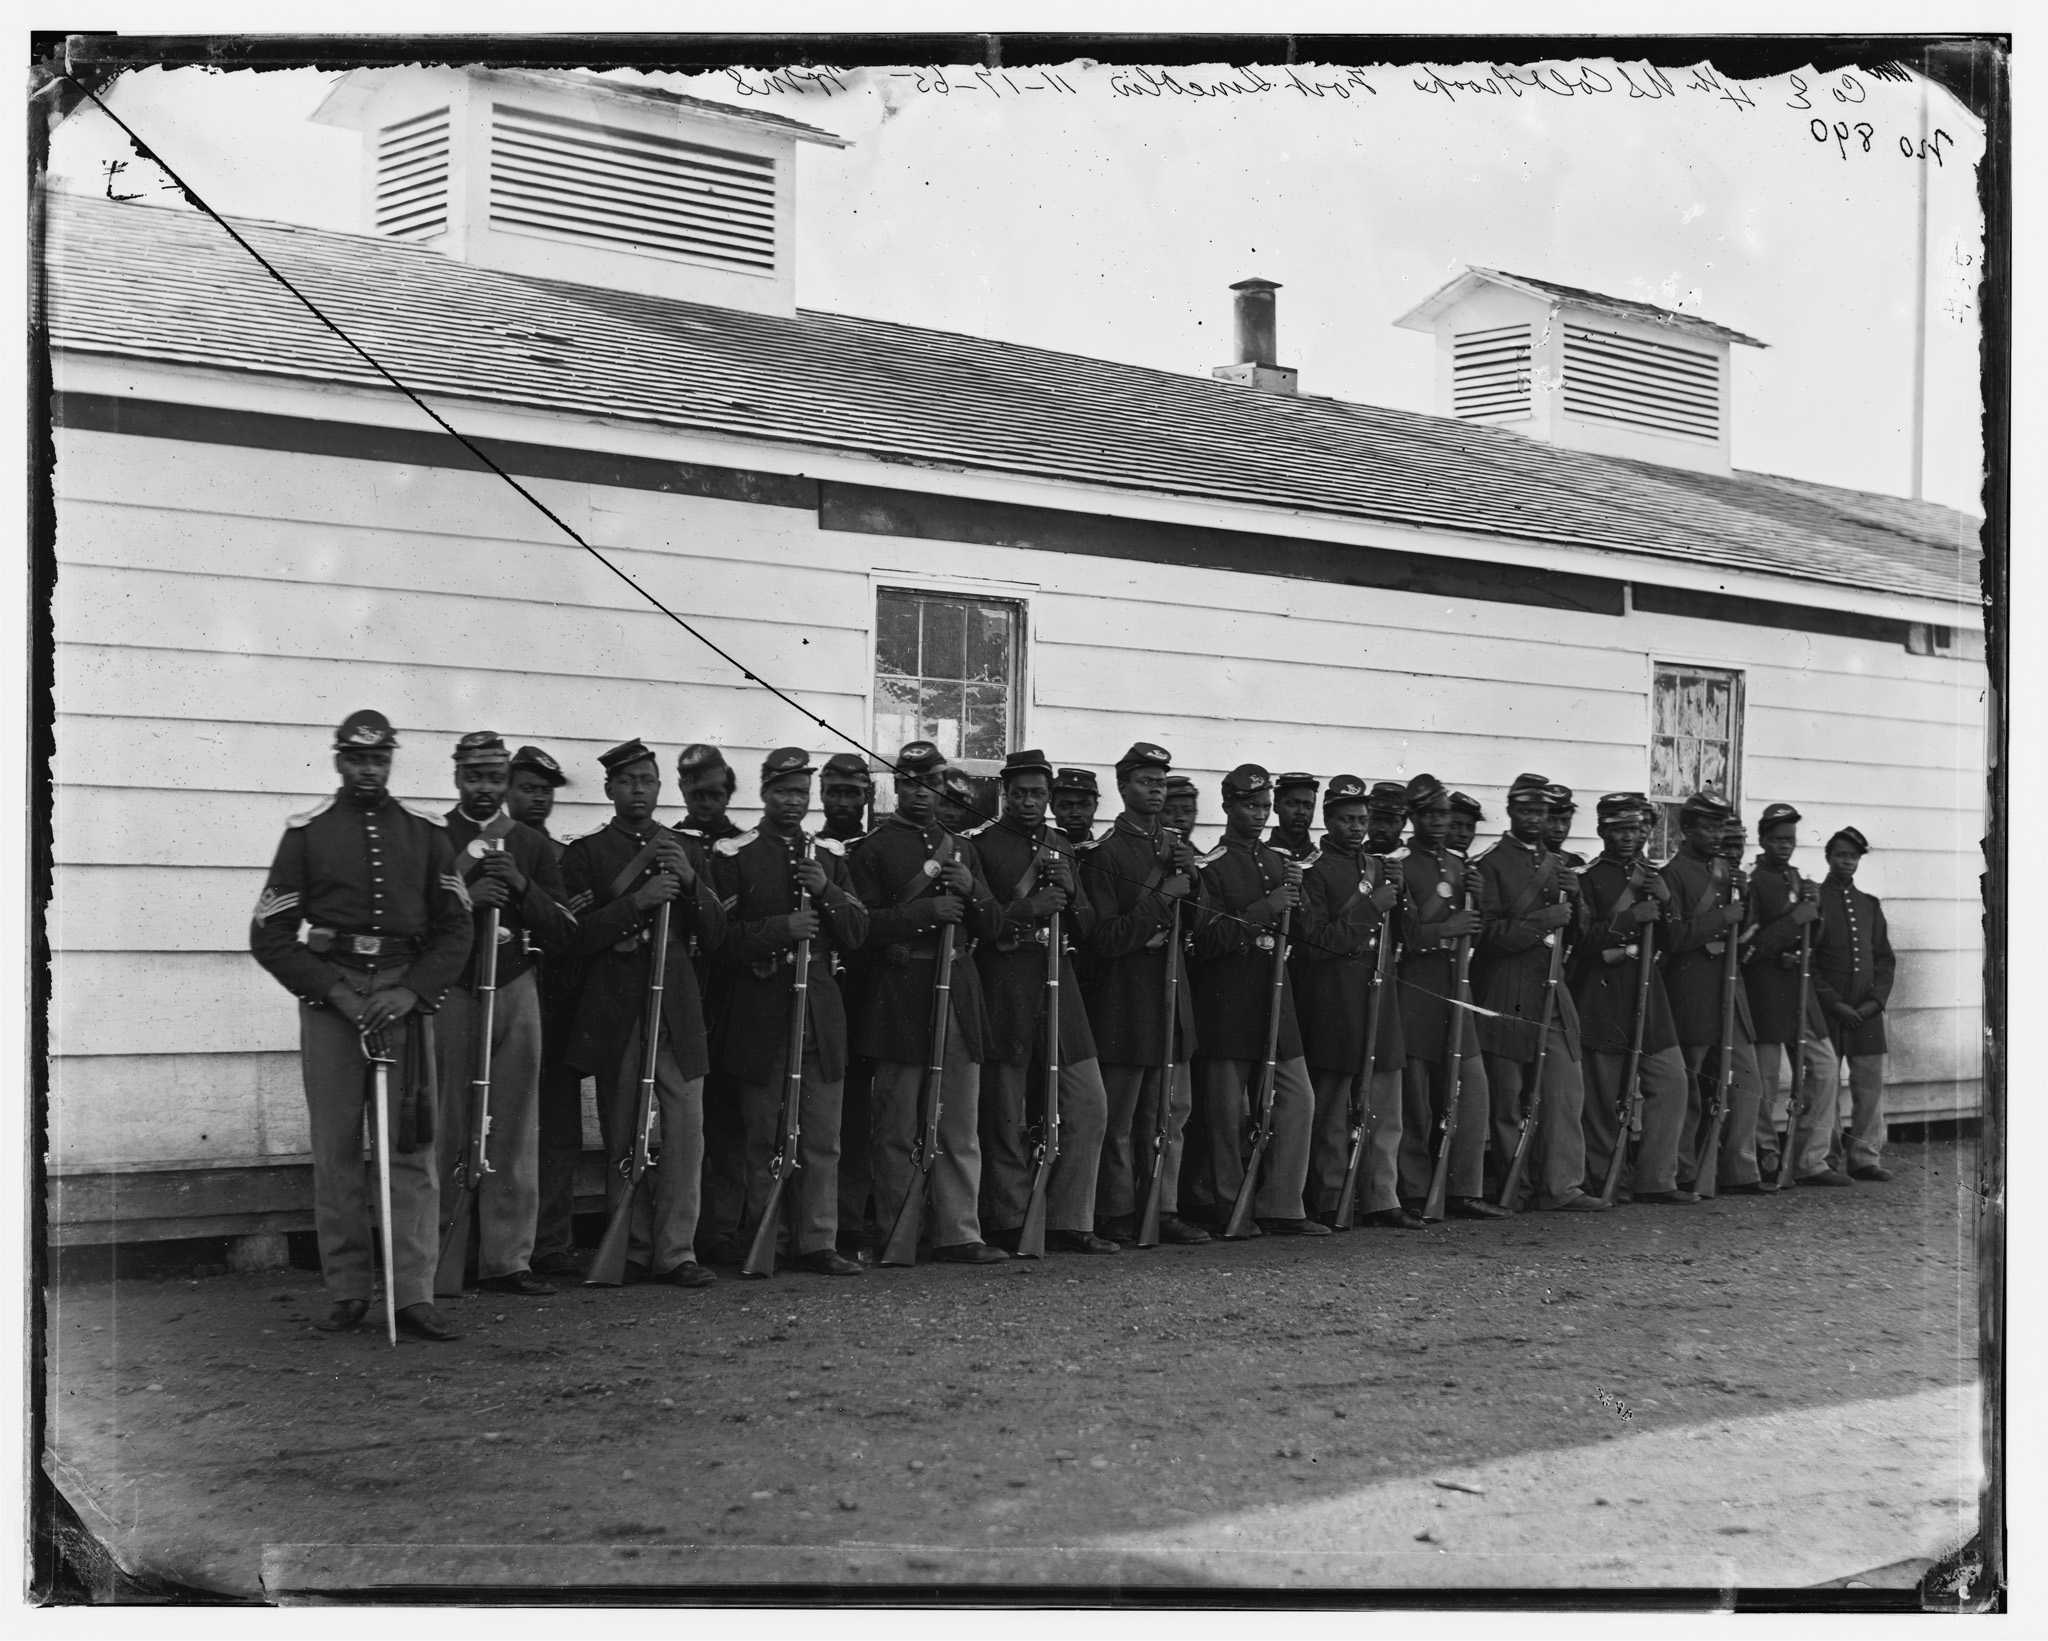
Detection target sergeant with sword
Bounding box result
[1475,772,1606,1213]
[1398,775,1505,1221]
[966,749,1118,1257]
[1188,763,1328,1239]
[432,731,576,1297]
[710,747,869,1277]
[249,710,472,1341]
[561,739,726,1288]
[850,740,1007,1266]
[1571,793,1694,1205]
[1294,774,1413,1229]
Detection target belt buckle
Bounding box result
[1255,932,1277,954]
[349,934,384,957]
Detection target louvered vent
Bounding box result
[374,107,451,240]
[1562,324,1720,442]
[1451,323,1532,421]
[488,102,777,273]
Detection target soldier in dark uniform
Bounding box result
[1183,764,1329,1237]
[819,752,874,844]
[559,740,726,1287]
[249,710,472,1340]
[1294,773,1415,1228]
[1268,772,1320,863]
[1813,827,1895,1182]
[1473,772,1606,1212]
[1570,794,1694,1203]
[1446,791,1484,857]
[848,741,1008,1264]
[1742,802,1837,1183]
[505,744,585,1277]
[1078,743,1211,1246]
[1543,785,1586,868]
[668,744,747,1263]
[816,750,876,1253]
[1394,776,1505,1220]
[965,749,1119,1256]
[1364,781,1409,858]
[936,766,979,836]
[1163,773,1201,847]
[1051,768,1102,846]
[1657,792,1769,1195]
[708,748,869,1275]
[433,732,577,1295]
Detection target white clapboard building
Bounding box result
[45,68,1986,1244]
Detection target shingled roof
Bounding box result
[45,193,1979,608]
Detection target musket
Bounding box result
[744,833,814,1278]
[1598,864,1660,1205]
[360,1021,400,1347]
[1332,853,1394,1230]
[1497,862,1572,1211]
[1422,849,1476,1222]
[1224,866,1294,1239]
[585,894,673,1286]
[435,837,503,1296]
[881,830,956,1267]
[1774,868,1816,1190]
[1694,861,1747,1201]
[1016,859,1063,1260]
[1135,827,1186,1248]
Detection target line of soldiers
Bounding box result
[251,713,1896,1341]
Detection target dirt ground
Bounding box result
[39,1131,1984,1604]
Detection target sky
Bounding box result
[43,51,1988,513]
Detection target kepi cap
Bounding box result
[1596,791,1650,823]
[938,767,975,799]
[599,738,658,776]
[1221,763,1270,799]
[1544,782,1576,812]
[820,752,874,786]
[1507,772,1552,802]
[675,743,729,781]
[1827,826,1872,856]
[1404,772,1447,811]
[760,746,816,787]
[895,740,947,778]
[1757,802,1802,834]
[1273,771,1318,794]
[334,709,398,751]
[1052,767,1100,797]
[1679,791,1734,826]
[1323,773,1369,807]
[1448,790,1485,820]
[1366,780,1409,810]
[999,748,1055,784]
[452,730,510,768]
[1115,742,1173,777]
[509,745,568,787]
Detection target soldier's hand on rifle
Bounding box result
[469,873,511,909]
[1630,898,1660,926]
[359,986,419,1030]
[634,868,682,909]
[1534,900,1574,930]
[786,906,821,942]
[1778,951,1801,970]
[1161,873,1193,901]
[1369,878,1399,913]
[1168,835,1195,875]
[653,836,696,889]
[480,850,527,894]
[1464,865,1486,899]
[1027,885,1069,916]
[1720,901,1746,930]
[938,858,974,895]
[794,856,828,896]
[930,893,966,925]
[1792,898,1819,926]
[1442,907,1480,938]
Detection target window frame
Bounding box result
[1645,658,1746,861]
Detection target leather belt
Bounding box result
[905,935,978,960]
[310,929,420,967]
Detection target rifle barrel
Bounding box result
[1136,836,1184,1248]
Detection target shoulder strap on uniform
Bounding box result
[1194,842,1229,867]
[1384,846,1408,864]
[285,795,335,829]
[812,834,845,858]
[962,820,994,838]
[1470,838,1501,863]
[396,799,448,827]
[713,827,758,857]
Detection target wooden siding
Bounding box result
[47,427,1988,1226]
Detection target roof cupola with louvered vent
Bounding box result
[1394,267,1766,476]
[312,67,847,316]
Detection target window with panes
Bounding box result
[1647,663,1744,861]
[873,589,1024,820]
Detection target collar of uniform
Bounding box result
[1318,833,1363,858]
[607,814,658,843]
[339,787,393,814]
[1113,814,1161,841]
[678,814,742,841]
[1221,832,1266,854]
[1503,832,1539,854]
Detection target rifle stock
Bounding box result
[882,833,957,1268]
[435,884,501,1296]
[1136,836,1185,1248]
[585,898,672,1287]
[1224,903,1292,1239]
[1332,901,1391,1230]
[1498,870,1571,1211]
[1422,851,1474,1222]
[744,835,813,1278]
[1598,917,1658,1205]
[1017,894,1062,1260]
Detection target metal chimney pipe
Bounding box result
[1231,277,1281,367]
